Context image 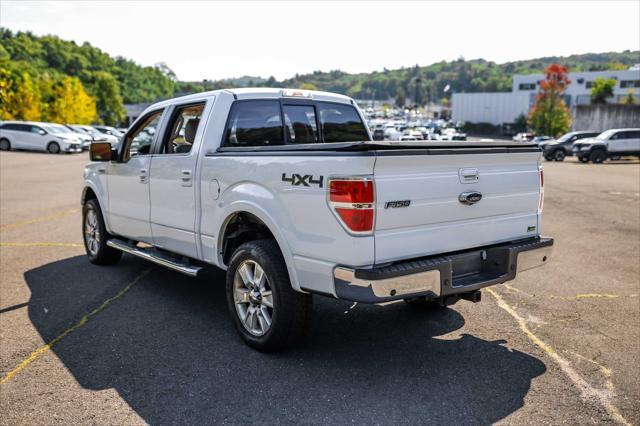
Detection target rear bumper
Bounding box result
[333,237,553,303]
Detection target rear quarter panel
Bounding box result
[198,153,376,294]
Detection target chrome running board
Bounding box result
[106,239,202,277]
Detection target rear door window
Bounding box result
[224,100,283,147]
[317,103,370,143]
[283,105,318,144]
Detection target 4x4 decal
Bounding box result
[282,173,324,188]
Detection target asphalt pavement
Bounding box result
[0,150,638,425]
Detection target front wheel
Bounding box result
[554,150,566,161]
[82,199,122,265]
[589,150,607,164]
[0,138,10,151]
[579,155,590,163]
[47,141,61,154]
[226,240,311,352]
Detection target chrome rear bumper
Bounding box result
[333,237,553,303]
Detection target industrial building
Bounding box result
[452,67,640,127]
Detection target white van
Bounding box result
[0,121,84,153]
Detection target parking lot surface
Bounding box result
[1,150,638,425]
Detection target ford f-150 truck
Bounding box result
[82,88,553,351]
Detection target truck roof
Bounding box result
[149,87,354,110]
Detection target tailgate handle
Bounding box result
[459,168,479,183]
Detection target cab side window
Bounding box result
[161,103,205,154]
[123,110,163,161]
[224,100,283,147]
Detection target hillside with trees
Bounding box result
[1,27,637,125]
[0,28,176,125]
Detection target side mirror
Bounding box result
[38,130,46,135]
[90,142,113,161]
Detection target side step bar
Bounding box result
[106,239,202,277]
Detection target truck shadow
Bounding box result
[24,255,546,424]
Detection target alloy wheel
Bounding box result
[84,209,101,256]
[233,260,274,336]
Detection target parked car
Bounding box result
[67,124,119,148]
[93,125,124,138]
[541,131,599,161]
[573,129,640,163]
[0,121,84,153]
[82,88,552,351]
[532,136,553,145]
[372,128,385,141]
[439,127,467,141]
[513,132,534,142]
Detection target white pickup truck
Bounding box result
[82,88,553,351]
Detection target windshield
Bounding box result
[556,133,574,143]
[43,125,71,134]
[596,130,616,140]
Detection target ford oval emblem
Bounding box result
[459,191,482,205]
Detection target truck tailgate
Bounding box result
[373,150,542,263]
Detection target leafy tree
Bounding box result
[45,76,97,123]
[528,64,572,137]
[0,68,41,120]
[621,89,637,105]
[395,88,406,107]
[590,77,616,104]
[91,71,125,124]
[299,82,317,90]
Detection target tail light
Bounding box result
[328,177,375,234]
[538,167,544,213]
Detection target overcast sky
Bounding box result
[2,1,638,81]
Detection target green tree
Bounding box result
[91,71,125,124]
[395,88,406,107]
[299,82,317,90]
[590,77,616,104]
[528,64,572,137]
[621,89,637,105]
[45,76,96,123]
[0,68,41,120]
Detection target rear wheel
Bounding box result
[82,199,122,265]
[0,138,10,151]
[553,150,566,161]
[226,239,311,352]
[589,149,607,164]
[47,141,61,154]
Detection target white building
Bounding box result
[453,67,640,126]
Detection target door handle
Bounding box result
[97,168,106,174]
[181,170,192,187]
[139,169,148,184]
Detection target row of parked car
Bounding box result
[0,121,125,154]
[518,128,640,164]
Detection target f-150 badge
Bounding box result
[282,173,324,188]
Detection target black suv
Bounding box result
[541,131,599,161]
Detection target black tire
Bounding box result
[553,150,566,161]
[589,149,606,164]
[0,138,10,151]
[579,155,590,163]
[82,199,122,265]
[544,153,554,161]
[226,239,312,352]
[47,141,61,154]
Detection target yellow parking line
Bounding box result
[0,242,83,248]
[0,209,79,229]
[0,267,153,385]
[487,288,630,426]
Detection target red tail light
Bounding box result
[538,167,544,213]
[328,177,375,234]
